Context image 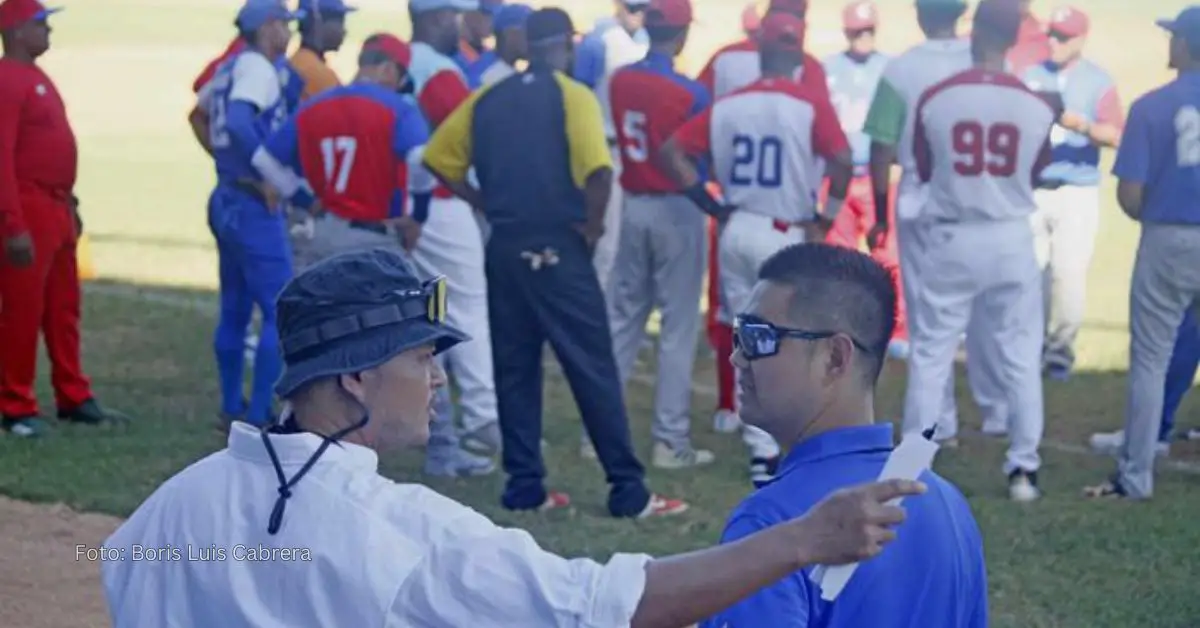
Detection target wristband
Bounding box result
[684,182,730,220]
[411,192,432,224]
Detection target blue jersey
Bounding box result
[1113,71,1200,225]
[822,51,889,170]
[258,82,432,222]
[702,425,988,628]
[1023,59,1122,186]
[205,50,295,183]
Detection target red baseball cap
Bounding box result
[1046,5,1089,38]
[766,0,806,18]
[644,0,693,28]
[362,33,411,68]
[0,0,61,31]
[742,2,762,34]
[758,12,806,52]
[972,0,1022,43]
[842,0,878,31]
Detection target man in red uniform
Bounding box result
[1007,0,1050,76]
[0,0,125,437]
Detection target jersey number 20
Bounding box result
[951,121,1020,177]
[730,134,783,188]
[320,136,358,194]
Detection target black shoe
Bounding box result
[2,415,49,438]
[58,399,131,425]
[750,455,780,488]
[1008,469,1041,502]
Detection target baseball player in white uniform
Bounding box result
[574,0,650,295]
[908,0,1054,502]
[661,11,852,487]
[862,0,1010,446]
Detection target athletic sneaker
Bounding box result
[1008,469,1041,502]
[424,447,496,477]
[2,416,48,438]
[1088,429,1170,458]
[712,409,741,433]
[750,455,780,488]
[637,494,689,518]
[652,442,715,469]
[461,422,502,456]
[1045,364,1071,382]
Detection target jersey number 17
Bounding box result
[320,136,358,194]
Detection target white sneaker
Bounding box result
[712,409,741,433]
[1008,470,1041,502]
[1088,430,1170,458]
[652,442,715,469]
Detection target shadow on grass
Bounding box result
[0,278,1197,627]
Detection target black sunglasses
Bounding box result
[623,2,647,13]
[733,314,872,361]
[1048,30,1073,43]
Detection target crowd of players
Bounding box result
[2,0,1198,518]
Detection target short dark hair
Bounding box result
[357,48,393,68]
[757,243,897,383]
[646,24,686,44]
[916,5,967,34]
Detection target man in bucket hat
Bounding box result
[100,247,926,628]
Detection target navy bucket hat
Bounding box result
[273,248,468,398]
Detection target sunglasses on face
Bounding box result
[733,314,872,361]
[1048,30,1073,43]
[623,2,647,13]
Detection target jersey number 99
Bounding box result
[951,121,1020,177]
[730,134,783,188]
[320,136,358,194]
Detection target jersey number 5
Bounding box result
[622,110,650,163]
[730,134,783,188]
[951,121,1020,177]
[320,136,358,194]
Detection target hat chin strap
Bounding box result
[260,412,370,535]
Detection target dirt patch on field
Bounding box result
[0,497,120,628]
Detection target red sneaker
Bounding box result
[538,491,572,511]
[638,494,689,518]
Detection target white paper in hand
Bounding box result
[809,433,940,602]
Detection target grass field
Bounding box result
[3,1,1200,626]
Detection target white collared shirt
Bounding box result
[100,423,651,627]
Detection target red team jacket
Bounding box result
[0,58,78,238]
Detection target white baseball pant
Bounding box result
[410,196,498,434]
[903,217,1044,476]
[1032,185,1101,371]
[592,145,624,298]
[719,211,810,460]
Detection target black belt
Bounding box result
[347,220,389,235]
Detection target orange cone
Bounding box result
[77,233,97,281]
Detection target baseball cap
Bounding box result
[526,7,576,45]
[767,0,806,17]
[493,3,532,31]
[362,32,411,67]
[302,0,357,16]
[1157,6,1200,43]
[645,0,693,28]
[914,0,968,7]
[843,1,878,31]
[742,2,762,34]
[758,11,806,52]
[274,248,467,398]
[1046,5,1088,38]
[972,0,1022,42]
[236,0,304,32]
[409,0,480,14]
[0,0,61,31]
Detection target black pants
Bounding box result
[486,224,649,517]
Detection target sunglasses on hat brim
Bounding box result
[733,314,872,361]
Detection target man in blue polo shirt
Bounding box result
[1086,5,1200,501]
[1022,5,1124,382]
[703,243,987,627]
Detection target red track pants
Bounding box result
[705,216,736,413]
[823,176,908,341]
[0,191,92,417]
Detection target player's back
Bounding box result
[205,51,290,182]
[294,83,413,220]
[700,39,827,100]
[1124,76,1200,218]
[914,69,1054,223]
[711,79,831,222]
[609,54,708,193]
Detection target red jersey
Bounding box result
[609,51,711,194]
[1007,16,1051,77]
[0,60,78,237]
[193,38,247,94]
[408,41,473,199]
[696,38,830,102]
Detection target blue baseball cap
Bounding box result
[493,3,532,31]
[1157,6,1200,42]
[409,0,480,13]
[235,0,305,32]
[300,0,357,16]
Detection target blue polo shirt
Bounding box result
[701,425,987,628]
[1023,59,1122,186]
[1113,72,1200,225]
